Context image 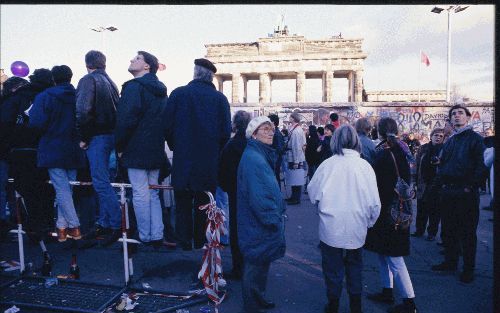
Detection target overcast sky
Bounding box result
[0,4,495,102]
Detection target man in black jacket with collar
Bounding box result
[76,50,121,247]
[431,104,487,283]
[115,51,168,249]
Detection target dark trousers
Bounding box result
[10,150,55,239]
[242,259,270,313]
[415,191,440,236]
[174,189,212,249]
[440,185,480,271]
[320,241,362,301]
[290,186,302,202]
[228,191,243,273]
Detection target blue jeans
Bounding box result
[215,186,229,245]
[377,254,415,298]
[128,168,164,242]
[320,241,362,301]
[48,168,80,229]
[86,134,121,229]
[0,160,8,220]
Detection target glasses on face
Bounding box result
[257,126,275,134]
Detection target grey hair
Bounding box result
[193,65,214,82]
[330,125,362,156]
[232,110,251,133]
[355,117,372,135]
[290,112,301,123]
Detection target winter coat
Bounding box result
[364,140,411,257]
[305,134,320,166]
[437,126,486,188]
[271,127,285,176]
[75,69,120,143]
[286,124,306,164]
[218,130,247,196]
[237,139,286,264]
[164,79,231,191]
[318,136,333,164]
[416,142,442,185]
[115,73,168,169]
[28,83,85,169]
[0,79,39,160]
[359,133,376,166]
[307,149,381,249]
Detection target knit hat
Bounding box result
[246,116,272,139]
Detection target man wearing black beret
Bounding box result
[164,58,231,251]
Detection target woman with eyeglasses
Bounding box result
[413,128,445,241]
[237,116,286,313]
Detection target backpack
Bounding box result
[388,151,415,231]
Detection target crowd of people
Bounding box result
[0,49,495,313]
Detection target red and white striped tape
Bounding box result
[198,192,227,312]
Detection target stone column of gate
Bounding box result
[215,75,224,93]
[296,72,305,102]
[322,71,333,102]
[354,70,364,102]
[348,71,354,102]
[232,73,240,103]
[259,73,270,103]
[242,76,248,103]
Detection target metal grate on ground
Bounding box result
[0,275,17,288]
[0,277,125,313]
[104,288,207,313]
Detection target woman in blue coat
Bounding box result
[237,116,286,313]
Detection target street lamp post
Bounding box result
[431,5,468,103]
[90,26,118,52]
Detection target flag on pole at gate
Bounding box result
[421,51,430,67]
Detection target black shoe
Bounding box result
[387,300,417,313]
[431,262,457,272]
[411,232,423,237]
[367,288,395,304]
[324,298,339,313]
[426,235,435,241]
[286,199,300,205]
[459,270,474,283]
[99,229,121,247]
[436,241,444,246]
[151,239,163,251]
[84,225,110,240]
[225,269,242,280]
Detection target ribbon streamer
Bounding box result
[197,192,228,312]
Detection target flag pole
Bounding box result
[418,50,421,103]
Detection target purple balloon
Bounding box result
[11,61,30,77]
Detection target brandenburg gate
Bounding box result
[206,29,367,103]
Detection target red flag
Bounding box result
[421,51,430,67]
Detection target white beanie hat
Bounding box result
[246,116,272,139]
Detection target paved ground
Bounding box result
[0,189,494,313]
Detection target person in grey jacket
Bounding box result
[76,50,121,247]
[355,117,376,166]
[115,51,168,249]
[285,112,306,205]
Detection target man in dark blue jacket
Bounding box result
[29,65,86,242]
[115,51,168,249]
[431,104,487,284]
[165,58,231,250]
[76,50,121,246]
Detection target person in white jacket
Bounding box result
[484,147,494,214]
[307,125,381,313]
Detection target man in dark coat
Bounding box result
[76,50,122,247]
[115,51,168,248]
[29,65,86,242]
[218,110,251,279]
[431,104,487,284]
[268,114,285,184]
[413,128,444,240]
[165,58,231,250]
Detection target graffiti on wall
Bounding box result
[237,104,495,136]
